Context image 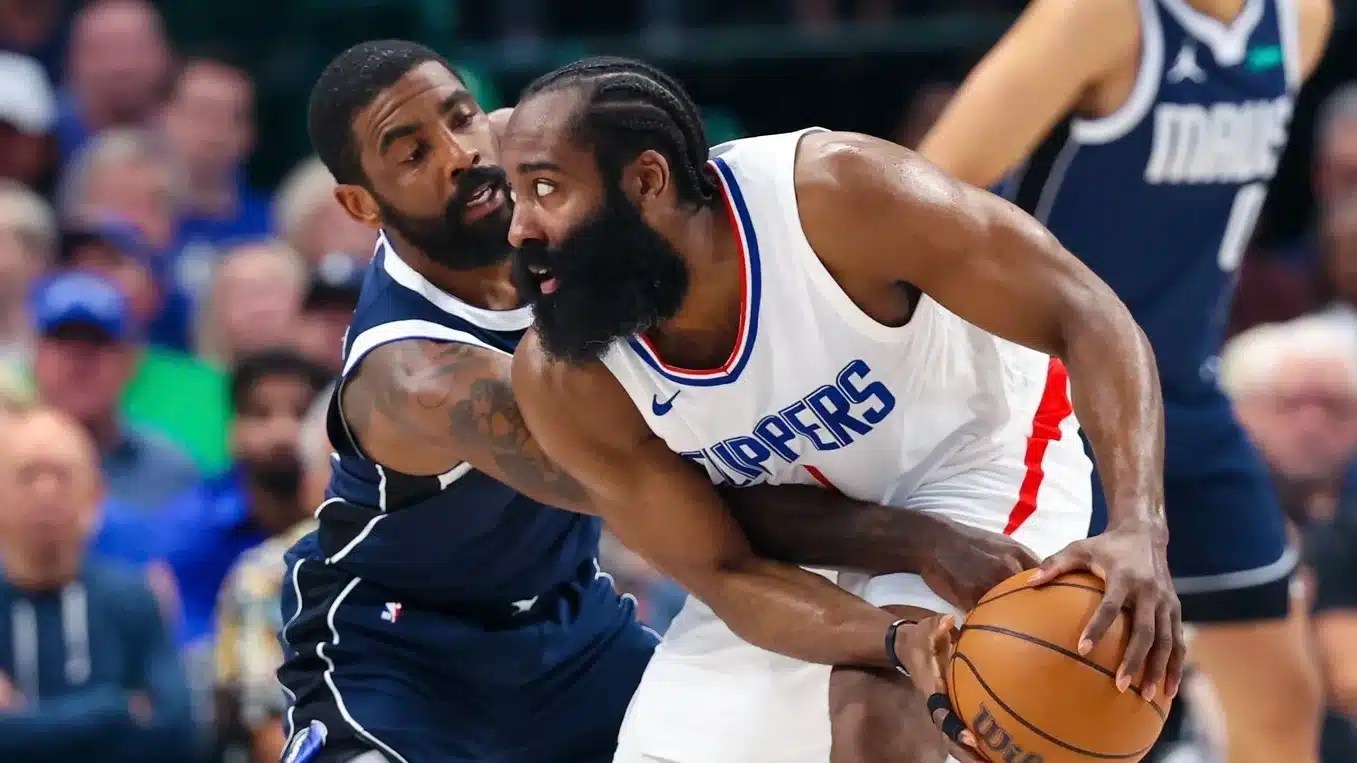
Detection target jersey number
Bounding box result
[1217,182,1268,273]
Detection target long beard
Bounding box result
[246,452,304,499]
[376,165,514,270]
[512,187,688,365]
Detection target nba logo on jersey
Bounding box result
[381,602,402,623]
[283,720,328,763]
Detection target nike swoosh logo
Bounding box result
[651,391,680,416]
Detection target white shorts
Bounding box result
[612,433,1092,763]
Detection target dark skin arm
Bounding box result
[511,331,953,673]
[793,130,1183,698]
[342,338,1035,608]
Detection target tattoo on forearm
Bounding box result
[450,378,588,505]
[353,340,587,507]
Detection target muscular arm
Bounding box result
[512,333,915,668]
[798,131,1165,536]
[344,340,982,578]
[917,0,1136,187]
[342,340,590,511]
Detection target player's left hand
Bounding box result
[920,520,1041,611]
[1029,526,1186,702]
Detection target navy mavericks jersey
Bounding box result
[318,232,600,603]
[1006,0,1299,395]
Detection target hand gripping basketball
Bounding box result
[890,615,987,762]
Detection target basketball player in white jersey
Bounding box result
[918,2,1331,761]
[501,58,1185,763]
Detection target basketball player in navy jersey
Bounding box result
[501,57,1183,762]
[275,41,1044,763]
[919,1,1331,761]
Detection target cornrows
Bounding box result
[524,57,719,207]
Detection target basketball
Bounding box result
[948,571,1170,763]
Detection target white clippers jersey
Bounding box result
[602,128,1085,518]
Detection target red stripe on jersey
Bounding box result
[804,464,837,491]
[1004,358,1074,535]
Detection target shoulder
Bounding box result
[795,131,967,237]
[131,427,199,472]
[84,561,158,613]
[511,329,617,398]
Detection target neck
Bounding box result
[384,230,523,310]
[1188,0,1249,22]
[0,300,31,344]
[645,202,744,369]
[186,168,240,216]
[1275,472,1342,524]
[2,549,80,592]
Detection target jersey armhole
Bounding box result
[332,319,510,465]
[1070,0,1164,145]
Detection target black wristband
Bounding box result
[885,618,915,676]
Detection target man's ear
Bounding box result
[628,149,671,204]
[334,184,382,230]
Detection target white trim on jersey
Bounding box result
[1071,0,1165,144]
[1159,0,1264,65]
[319,577,413,763]
[1172,545,1298,594]
[1275,0,1302,91]
[1033,138,1082,223]
[342,319,507,377]
[377,232,534,332]
[280,558,307,741]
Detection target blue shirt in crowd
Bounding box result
[0,562,196,762]
[160,469,269,646]
[102,426,200,515]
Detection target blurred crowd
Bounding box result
[0,1,1355,763]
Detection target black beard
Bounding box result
[245,452,304,499]
[512,186,688,365]
[376,164,514,270]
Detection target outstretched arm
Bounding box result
[345,338,1032,601]
[511,331,939,671]
[795,130,1181,697]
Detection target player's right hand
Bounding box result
[893,615,987,762]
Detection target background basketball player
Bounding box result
[919,1,1332,761]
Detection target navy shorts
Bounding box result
[1089,389,1294,623]
[277,536,659,763]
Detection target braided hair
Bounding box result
[522,57,719,208]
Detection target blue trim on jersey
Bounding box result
[623,156,763,387]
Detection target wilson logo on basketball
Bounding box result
[972,705,1044,763]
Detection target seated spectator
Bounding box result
[162,45,272,274]
[30,271,200,513]
[57,223,233,475]
[55,127,194,350]
[161,349,329,651]
[0,52,57,190]
[1222,317,1357,526]
[0,0,67,82]
[0,405,195,762]
[273,156,376,265]
[0,181,55,368]
[55,0,170,162]
[1315,193,1357,333]
[297,252,362,374]
[214,380,329,763]
[196,240,305,366]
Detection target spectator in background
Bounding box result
[56,223,232,475]
[213,380,328,763]
[160,349,327,652]
[273,155,375,265]
[196,240,305,367]
[297,252,361,374]
[1316,193,1357,333]
[29,271,199,513]
[1221,317,1357,527]
[0,405,195,762]
[56,0,170,162]
[162,47,272,300]
[0,52,56,190]
[0,182,55,368]
[1308,508,1357,763]
[0,0,69,82]
[1315,84,1357,222]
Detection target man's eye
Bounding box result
[535,181,555,197]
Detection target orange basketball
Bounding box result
[947,571,1170,763]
